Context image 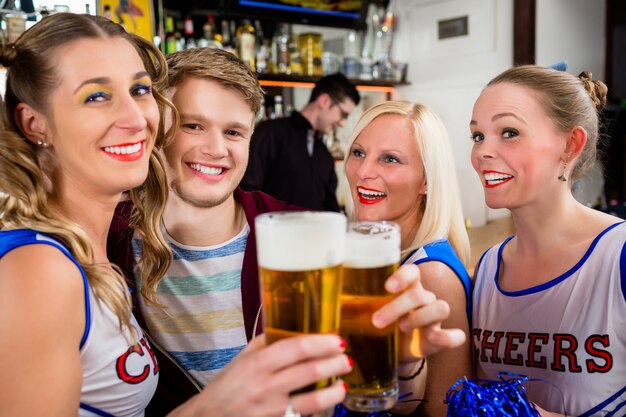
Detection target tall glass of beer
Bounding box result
[341,221,401,412]
[255,211,347,389]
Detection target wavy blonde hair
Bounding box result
[0,13,175,330]
[344,101,470,266]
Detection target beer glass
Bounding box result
[255,211,346,389]
[341,221,401,412]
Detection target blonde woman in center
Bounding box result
[343,101,472,416]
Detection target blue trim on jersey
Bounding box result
[606,399,626,417]
[0,230,92,349]
[490,235,515,293]
[79,402,116,417]
[578,384,626,417]
[619,239,626,301]
[170,345,246,372]
[494,222,624,297]
[407,240,472,318]
[474,245,492,278]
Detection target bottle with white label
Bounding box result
[274,95,284,119]
[236,19,256,72]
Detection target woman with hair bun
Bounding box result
[470,65,625,416]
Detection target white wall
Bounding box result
[536,0,605,78]
[536,0,607,207]
[389,0,515,227]
[386,0,606,226]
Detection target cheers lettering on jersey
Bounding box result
[473,329,612,373]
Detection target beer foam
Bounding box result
[344,222,400,268]
[255,211,347,270]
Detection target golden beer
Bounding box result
[260,265,343,345]
[255,211,347,391]
[341,222,400,412]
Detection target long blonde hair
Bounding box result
[0,13,174,330]
[345,101,470,266]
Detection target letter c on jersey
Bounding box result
[116,340,154,384]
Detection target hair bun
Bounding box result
[0,44,17,68]
[578,71,608,113]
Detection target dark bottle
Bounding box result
[199,14,222,48]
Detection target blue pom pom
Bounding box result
[446,373,541,417]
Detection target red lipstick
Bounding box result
[102,141,145,162]
[357,186,386,205]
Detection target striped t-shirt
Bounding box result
[132,223,249,386]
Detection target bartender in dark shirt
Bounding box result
[241,73,360,211]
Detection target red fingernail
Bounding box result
[339,338,347,349]
[342,381,348,392]
[347,355,354,367]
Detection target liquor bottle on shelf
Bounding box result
[199,14,222,48]
[254,20,269,74]
[274,95,284,118]
[174,18,185,52]
[343,29,362,79]
[271,23,290,74]
[256,39,270,74]
[221,19,237,56]
[299,32,323,76]
[164,16,176,54]
[230,20,238,52]
[211,18,224,47]
[184,15,196,49]
[288,27,302,75]
[378,11,397,80]
[254,20,264,52]
[257,97,267,122]
[236,19,256,71]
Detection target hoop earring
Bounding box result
[558,161,567,182]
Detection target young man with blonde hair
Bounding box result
[108,47,301,413]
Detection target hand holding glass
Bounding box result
[255,211,347,391]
